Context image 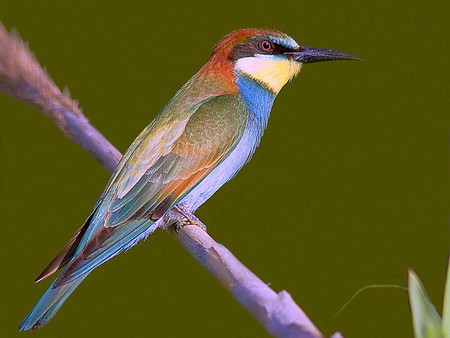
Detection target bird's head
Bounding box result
[206,28,360,94]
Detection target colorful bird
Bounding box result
[19,28,360,330]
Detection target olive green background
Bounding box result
[1,1,449,337]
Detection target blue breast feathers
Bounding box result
[179,73,276,211]
[235,72,276,137]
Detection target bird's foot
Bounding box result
[173,206,207,232]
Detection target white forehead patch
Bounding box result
[268,35,299,50]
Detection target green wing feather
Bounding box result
[50,93,247,285]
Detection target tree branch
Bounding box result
[0,22,337,338]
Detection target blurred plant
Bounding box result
[333,260,449,337]
[408,258,450,338]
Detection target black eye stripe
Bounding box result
[230,38,295,61]
[272,44,291,54]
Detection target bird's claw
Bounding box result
[173,206,207,232]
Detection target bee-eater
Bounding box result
[19,28,359,330]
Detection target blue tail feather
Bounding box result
[19,221,158,331]
[18,274,88,331]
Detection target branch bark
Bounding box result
[0,22,338,338]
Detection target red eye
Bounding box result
[258,40,274,53]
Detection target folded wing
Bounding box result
[43,94,247,286]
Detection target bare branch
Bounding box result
[166,219,324,338]
[0,24,121,172]
[0,22,332,337]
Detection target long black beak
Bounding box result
[287,46,363,64]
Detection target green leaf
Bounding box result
[442,258,450,337]
[409,269,444,338]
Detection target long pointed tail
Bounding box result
[18,273,88,331]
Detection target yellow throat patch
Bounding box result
[235,55,302,94]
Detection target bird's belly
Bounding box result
[178,123,260,211]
